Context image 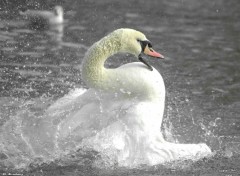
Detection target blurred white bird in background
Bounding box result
[20,5,64,29]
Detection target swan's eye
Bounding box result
[147,42,152,48]
[139,40,152,52]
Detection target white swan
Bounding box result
[20,6,63,27]
[43,28,211,167]
[3,28,211,168]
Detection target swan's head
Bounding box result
[53,6,64,17]
[118,28,164,70]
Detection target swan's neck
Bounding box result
[82,31,122,90]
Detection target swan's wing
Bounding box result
[55,89,125,140]
[46,88,87,114]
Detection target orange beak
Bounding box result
[144,46,164,59]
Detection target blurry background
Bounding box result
[0,0,240,175]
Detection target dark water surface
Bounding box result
[0,0,240,175]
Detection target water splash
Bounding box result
[0,88,214,171]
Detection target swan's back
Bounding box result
[104,62,165,101]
